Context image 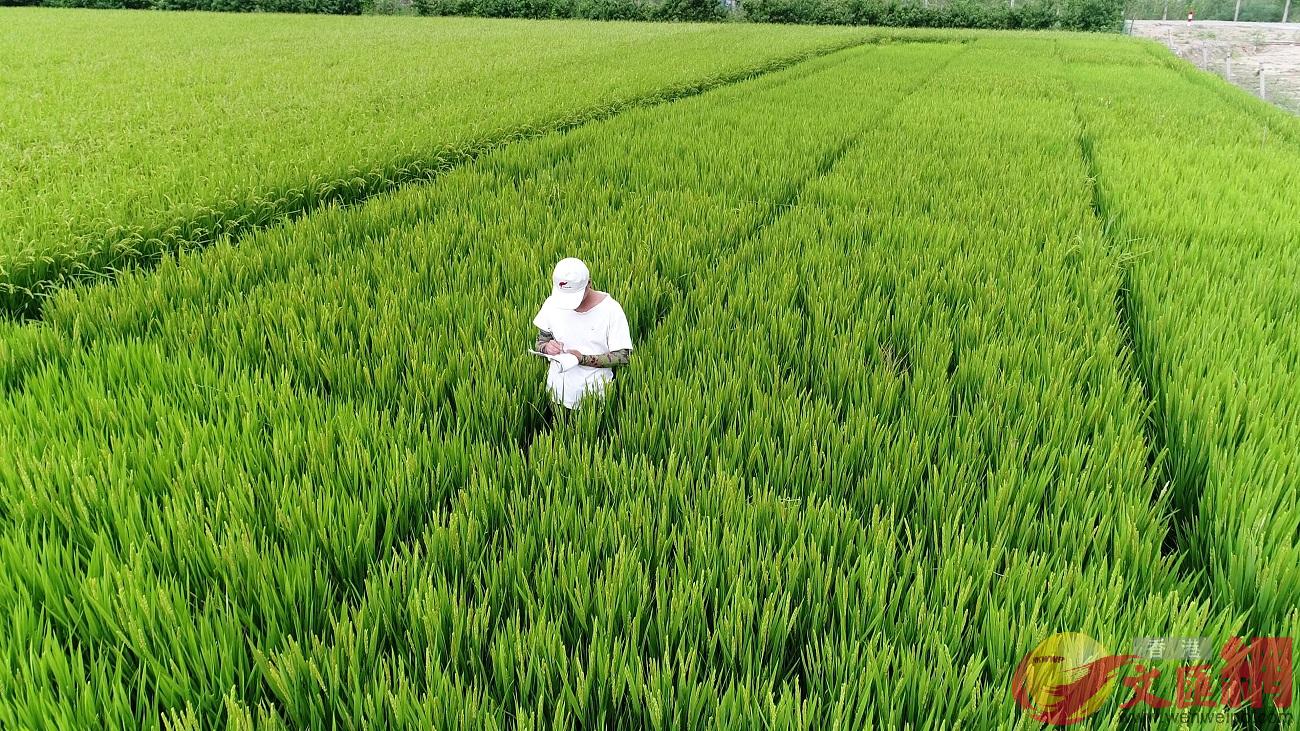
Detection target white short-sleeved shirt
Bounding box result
[533,294,634,409]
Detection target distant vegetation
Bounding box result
[414,0,1124,29]
[0,0,1127,31]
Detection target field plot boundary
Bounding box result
[1138,40,1300,145]
[0,35,963,324]
[1131,21,1300,120]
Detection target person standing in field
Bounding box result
[533,257,633,409]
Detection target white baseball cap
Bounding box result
[549,257,589,310]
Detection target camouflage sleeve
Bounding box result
[536,329,555,351]
[577,349,631,368]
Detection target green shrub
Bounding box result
[1061,0,1122,28]
[1008,0,1057,28]
[657,0,725,21]
[362,0,417,13]
[33,0,363,11]
[743,0,1117,29]
[16,0,1122,30]
[741,0,812,22]
[574,0,653,19]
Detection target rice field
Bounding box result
[1,9,1298,730]
[0,8,883,319]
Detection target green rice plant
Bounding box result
[1057,37,1300,729]
[2,37,1245,729]
[1065,37,1300,644]
[0,8,885,319]
[589,40,1229,725]
[1,43,980,728]
[1,26,1294,731]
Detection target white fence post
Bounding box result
[1260,66,1267,99]
[1233,0,1241,20]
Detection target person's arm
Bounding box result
[536,328,555,351]
[537,328,567,355]
[574,349,631,368]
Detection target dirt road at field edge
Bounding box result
[1131,20,1300,112]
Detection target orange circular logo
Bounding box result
[1012,633,1135,726]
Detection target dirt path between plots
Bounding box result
[1131,20,1300,112]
